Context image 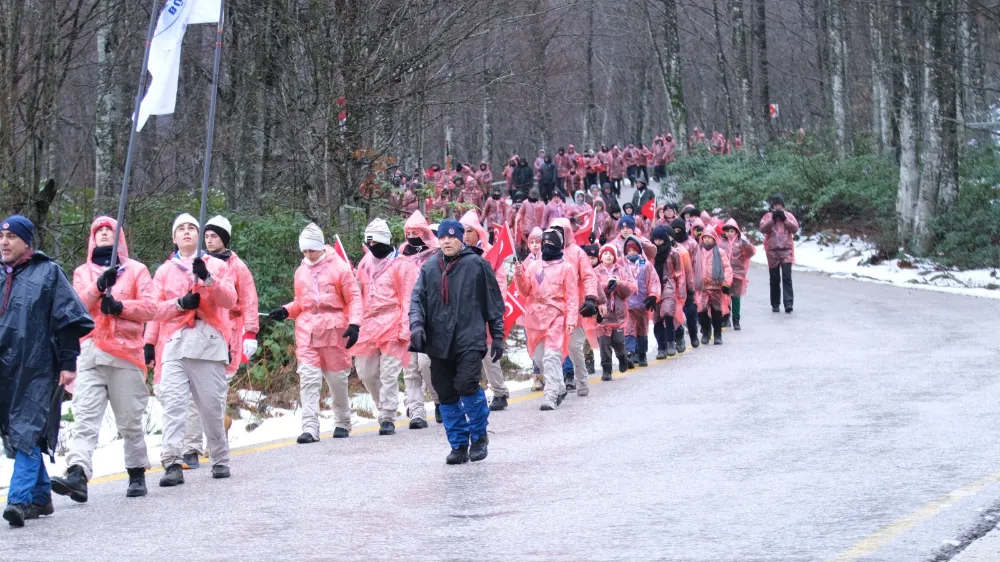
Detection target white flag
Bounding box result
[135,0,221,131]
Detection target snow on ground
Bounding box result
[753,233,1000,299]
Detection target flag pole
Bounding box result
[108,0,161,276]
[195,0,227,257]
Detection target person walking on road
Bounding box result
[408,220,504,465]
[622,236,660,368]
[594,245,634,380]
[54,217,154,503]
[650,226,685,359]
[0,216,93,527]
[268,223,361,444]
[759,194,799,313]
[671,218,701,350]
[720,219,756,330]
[695,226,733,345]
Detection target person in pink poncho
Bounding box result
[593,245,635,380]
[759,193,799,313]
[720,219,756,330]
[694,226,733,346]
[649,226,686,359]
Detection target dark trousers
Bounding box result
[598,171,610,187]
[611,177,622,195]
[769,263,794,309]
[653,316,673,351]
[585,173,598,189]
[683,294,699,342]
[637,165,649,183]
[430,351,487,405]
[626,166,638,181]
[653,164,666,181]
[598,329,626,374]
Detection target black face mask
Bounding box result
[673,229,688,243]
[406,236,426,249]
[528,196,538,203]
[492,193,501,200]
[368,242,394,259]
[541,244,564,261]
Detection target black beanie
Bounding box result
[582,244,600,258]
[204,224,231,248]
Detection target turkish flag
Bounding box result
[485,224,514,270]
[503,281,526,337]
[333,234,355,273]
[641,199,656,220]
[574,207,596,246]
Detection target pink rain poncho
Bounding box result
[655,244,687,330]
[475,162,494,192]
[594,245,636,337]
[759,210,800,268]
[350,250,418,364]
[514,256,579,356]
[515,199,546,244]
[695,228,733,313]
[719,218,756,296]
[223,252,259,375]
[550,218,601,345]
[399,210,439,267]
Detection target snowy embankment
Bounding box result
[753,233,1000,300]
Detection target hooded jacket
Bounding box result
[594,246,636,335]
[212,250,259,375]
[622,236,661,310]
[475,163,494,191]
[399,211,440,270]
[719,218,757,290]
[759,209,800,268]
[351,249,418,363]
[515,252,579,355]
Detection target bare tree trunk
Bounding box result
[753,0,773,140]
[481,33,493,166]
[584,0,598,149]
[895,0,920,248]
[636,64,652,142]
[827,0,849,159]
[731,0,755,145]
[712,0,735,136]
[94,4,124,216]
[868,1,890,153]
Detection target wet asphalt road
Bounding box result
[2,266,1000,561]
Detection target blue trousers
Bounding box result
[438,389,489,450]
[8,447,51,506]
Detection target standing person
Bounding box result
[760,194,799,313]
[475,161,494,194]
[179,215,259,469]
[515,188,545,254]
[584,149,599,189]
[268,223,361,444]
[503,157,517,195]
[637,143,651,184]
[623,144,638,182]
[663,133,677,165]
[609,146,626,196]
[631,179,655,213]
[541,190,566,229]
[593,245,635,380]
[596,145,612,188]
[720,219,756,330]
[514,228,579,410]
[146,214,237,486]
[53,217,154,503]
[593,198,611,245]
[565,163,585,196]
[533,149,546,183]
[539,155,558,202]
[549,218,600,396]
[651,137,667,182]
[695,227,733,345]
[554,147,571,194]
[650,226,685,359]
[457,176,484,210]
[399,211,441,427]
[621,203,649,238]
[352,219,417,436]
[513,157,534,194]
[0,216,93,526]
[480,188,505,235]
[408,220,504,465]
[622,236,660,368]
[671,218,700,350]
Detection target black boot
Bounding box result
[446,445,470,465]
[51,464,88,503]
[126,467,147,498]
[434,404,443,424]
[638,353,648,367]
[159,463,184,487]
[469,435,489,462]
[602,370,612,381]
[712,309,724,344]
[722,314,731,328]
[296,432,318,444]
[699,311,711,345]
[333,427,350,438]
[378,421,396,435]
[676,335,686,353]
[733,316,741,331]
[3,504,28,527]
[618,355,628,374]
[25,502,53,520]
[409,418,428,429]
[666,340,677,356]
[564,373,576,391]
[489,394,508,411]
[656,347,667,360]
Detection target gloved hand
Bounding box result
[342,324,360,349]
[177,291,201,310]
[644,296,657,311]
[607,279,617,292]
[595,311,603,324]
[589,232,596,244]
[722,285,731,295]
[268,307,289,321]
[100,295,123,316]
[192,257,210,281]
[490,341,504,363]
[772,209,786,222]
[579,296,598,318]
[96,267,118,292]
[243,338,259,359]
[408,329,426,353]
[144,344,155,367]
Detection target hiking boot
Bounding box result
[409,418,428,430]
[333,427,350,438]
[700,333,711,345]
[666,340,677,356]
[25,502,53,520]
[51,464,88,503]
[586,361,596,375]
[211,465,230,479]
[618,356,628,374]
[446,446,470,465]
[125,467,147,498]
[531,375,544,392]
[469,435,489,462]
[3,504,28,527]
[577,381,590,397]
[772,306,780,313]
[565,376,577,391]
[540,402,555,411]
[601,371,613,382]
[159,464,184,487]
[297,432,318,444]
[556,391,568,407]
[785,307,793,314]
[690,336,700,348]
[489,395,508,411]
[378,421,396,436]
[434,404,443,424]
[182,452,200,469]
[733,317,741,331]
[676,338,686,354]
[637,354,648,367]
[656,349,667,360]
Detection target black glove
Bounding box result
[268,307,289,321]
[579,297,597,318]
[490,341,504,363]
[342,324,360,349]
[177,291,201,310]
[644,296,657,311]
[607,280,617,292]
[100,295,123,316]
[589,232,596,244]
[722,285,731,295]
[772,209,786,222]
[408,329,426,353]
[144,344,155,367]
[595,311,603,323]
[191,257,210,281]
[96,267,118,292]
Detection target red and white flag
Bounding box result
[485,223,515,270]
[641,199,656,220]
[333,234,355,273]
[574,207,596,246]
[503,281,526,337]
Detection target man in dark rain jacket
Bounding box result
[0,215,93,527]
[408,220,504,466]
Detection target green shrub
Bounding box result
[931,148,1000,268]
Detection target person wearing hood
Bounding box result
[433,188,456,220]
[480,187,507,235]
[663,133,677,164]
[268,223,361,444]
[147,214,238,486]
[583,149,599,189]
[760,193,799,313]
[457,175,484,209]
[670,218,700,351]
[513,158,535,198]
[52,218,149,505]
[542,190,566,229]
[570,190,593,229]
[533,149,546,182]
[679,204,698,232]
[596,145,612,188]
[0,215,93,526]
[632,179,655,213]
[514,228,579,410]
[399,212,442,427]
[637,143,651,184]
[650,226,686,358]
[695,227,733,345]
[594,245,635,380]
[554,147,571,193]
[460,211,511,411]
[608,146,626,196]
[549,218,601,395]
[503,157,517,195]
[613,215,656,260]
[657,203,679,227]
[621,202,648,236]
[409,220,504,464]
[475,162,494,193]
[523,227,545,392]
[400,181,419,215]
[515,188,546,254]
[622,236,660,368]
[538,155,558,202]
[652,136,667,181]
[622,144,638,182]
[720,219,756,330]
[176,215,259,470]
[593,197,611,245]
[566,162,585,196]
[351,219,417,435]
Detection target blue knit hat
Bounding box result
[437,219,465,240]
[617,215,635,230]
[1,215,34,246]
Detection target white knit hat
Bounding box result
[299,223,325,251]
[172,213,199,235]
[205,215,232,237]
[364,218,391,246]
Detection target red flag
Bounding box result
[574,207,596,246]
[484,223,514,270]
[641,198,656,220]
[503,281,526,337]
[333,234,355,273]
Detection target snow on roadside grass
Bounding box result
[753,233,1000,299]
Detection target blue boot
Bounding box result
[438,402,470,451]
[460,388,490,444]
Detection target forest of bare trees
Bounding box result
[1,0,997,260]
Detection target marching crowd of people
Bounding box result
[0,133,799,529]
